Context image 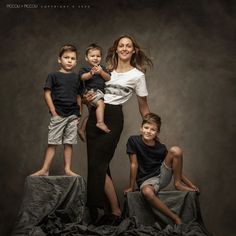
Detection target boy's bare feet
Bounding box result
[174,181,198,192]
[78,129,86,142]
[65,169,80,176]
[31,169,49,176]
[96,122,110,133]
[188,183,200,192]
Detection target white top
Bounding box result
[104,68,148,105]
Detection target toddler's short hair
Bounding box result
[142,113,162,132]
[85,43,103,56]
[59,44,77,58]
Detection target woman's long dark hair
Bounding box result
[106,35,153,73]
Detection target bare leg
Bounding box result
[104,174,121,216]
[141,185,182,224]
[95,100,110,133]
[64,144,79,176]
[165,146,198,192]
[78,116,88,142]
[31,144,57,176]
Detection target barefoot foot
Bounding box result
[188,184,200,193]
[31,169,49,176]
[175,181,197,192]
[96,122,110,133]
[65,169,80,176]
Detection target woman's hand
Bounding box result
[82,90,96,105]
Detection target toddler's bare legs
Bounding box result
[78,116,88,142]
[64,144,79,176]
[141,185,182,225]
[31,144,57,176]
[96,100,110,133]
[165,146,199,192]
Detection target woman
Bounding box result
[85,35,153,225]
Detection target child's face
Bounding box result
[86,49,102,66]
[140,122,159,142]
[58,51,77,73]
[116,37,135,62]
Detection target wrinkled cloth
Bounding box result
[125,191,205,226]
[12,176,87,235]
[12,176,212,236]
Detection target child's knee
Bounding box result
[169,146,182,157]
[141,185,155,200]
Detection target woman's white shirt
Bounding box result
[104,68,148,105]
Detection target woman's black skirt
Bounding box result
[86,104,124,208]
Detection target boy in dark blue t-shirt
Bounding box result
[31,45,82,176]
[124,113,199,225]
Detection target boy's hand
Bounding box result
[123,187,134,196]
[90,67,96,75]
[51,111,59,117]
[93,65,102,74]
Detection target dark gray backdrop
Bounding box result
[0,0,235,235]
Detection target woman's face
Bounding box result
[116,37,135,62]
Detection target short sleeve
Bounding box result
[135,74,148,97]
[44,73,53,90]
[126,136,137,155]
[78,67,88,78]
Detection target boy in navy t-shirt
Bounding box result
[31,45,82,176]
[124,113,199,225]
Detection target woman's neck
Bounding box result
[116,60,134,73]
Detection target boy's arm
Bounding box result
[80,71,93,81]
[124,153,138,195]
[96,65,111,81]
[44,89,58,116]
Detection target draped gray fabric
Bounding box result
[125,191,205,227]
[12,176,211,236]
[12,176,87,235]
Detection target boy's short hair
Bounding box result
[85,43,103,56]
[142,113,162,132]
[59,44,77,58]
